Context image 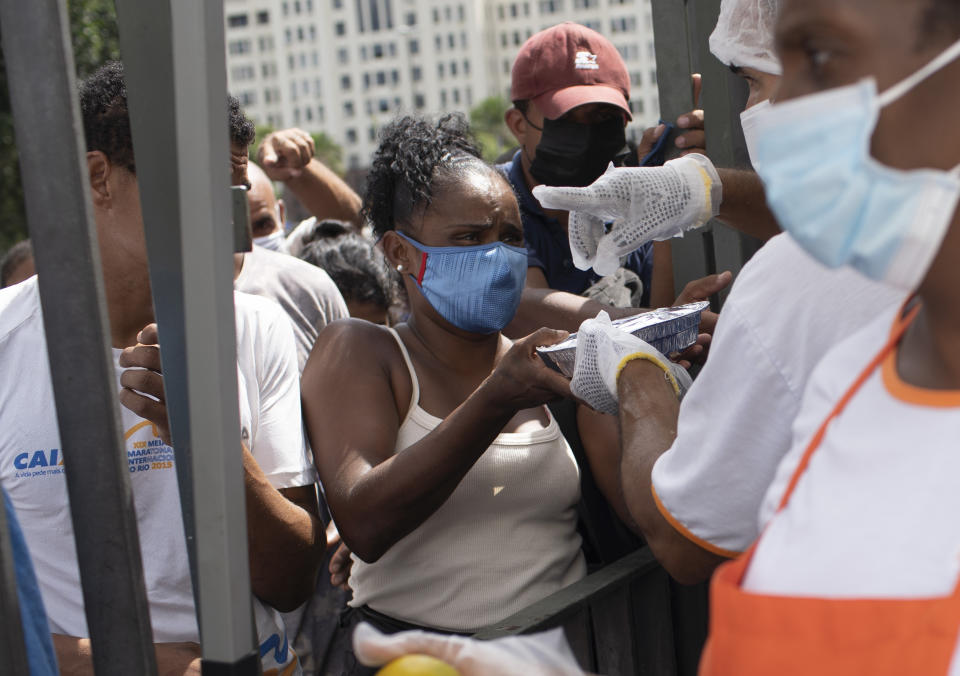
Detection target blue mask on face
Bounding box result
[748,37,960,292]
[396,232,528,334]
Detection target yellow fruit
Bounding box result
[376,654,461,676]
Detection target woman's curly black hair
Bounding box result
[362,113,496,237]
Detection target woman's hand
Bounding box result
[484,328,572,413]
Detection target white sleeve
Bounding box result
[650,300,802,555]
[250,305,316,490]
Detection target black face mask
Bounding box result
[528,116,628,188]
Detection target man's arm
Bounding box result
[614,361,726,584]
[243,450,324,611]
[52,634,201,676]
[118,324,325,612]
[715,168,780,241]
[257,128,362,227]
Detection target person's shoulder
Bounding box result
[0,276,41,344]
[234,287,288,321]
[805,302,902,394]
[245,248,340,294]
[315,317,394,348]
[309,317,402,369]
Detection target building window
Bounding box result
[438,62,445,78]
[227,13,248,28]
[414,93,425,109]
[256,10,270,24]
[294,0,302,12]
[388,42,397,57]
[227,39,251,55]
[409,39,419,55]
[305,107,313,121]
[376,71,386,85]
[440,90,447,107]
[338,47,349,64]
[379,98,389,112]
[412,66,422,81]
[405,11,416,26]
[435,35,443,51]
[363,73,371,89]
[432,7,440,23]
[448,33,455,48]
[458,4,465,21]
[374,44,384,59]
[344,101,355,116]
[333,0,343,8]
[450,61,458,76]
[391,69,399,84]
[369,126,378,141]
[335,21,346,36]
[463,60,470,75]
[346,128,358,143]
[341,74,352,90]
[630,71,642,86]
[452,89,460,104]
[360,45,368,60]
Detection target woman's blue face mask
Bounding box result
[396,231,528,335]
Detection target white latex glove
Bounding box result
[571,312,693,416]
[533,154,722,276]
[353,622,585,676]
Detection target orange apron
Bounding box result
[700,304,960,676]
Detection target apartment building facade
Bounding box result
[225,0,659,170]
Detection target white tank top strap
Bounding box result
[385,326,420,422]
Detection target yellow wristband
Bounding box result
[615,352,682,398]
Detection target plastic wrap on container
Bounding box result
[537,301,709,377]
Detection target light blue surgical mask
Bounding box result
[749,37,960,291]
[253,228,289,253]
[396,231,528,334]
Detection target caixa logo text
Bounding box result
[14,449,63,470]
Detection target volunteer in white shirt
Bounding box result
[534,0,903,582]
[575,0,960,671]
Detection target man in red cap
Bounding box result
[502,23,656,310]
[500,23,723,339]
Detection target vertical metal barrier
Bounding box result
[114,1,261,672]
[0,0,158,673]
[651,0,757,307]
[0,495,29,675]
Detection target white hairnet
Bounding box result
[709,0,782,76]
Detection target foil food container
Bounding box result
[537,301,709,377]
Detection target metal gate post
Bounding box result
[651,0,756,307]
[114,0,260,671]
[0,0,158,673]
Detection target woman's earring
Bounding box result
[397,265,404,272]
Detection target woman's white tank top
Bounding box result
[348,328,586,632]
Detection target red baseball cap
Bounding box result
[511,22,632,121]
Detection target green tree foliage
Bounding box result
[0,0,120,254]
[469,96,513,163]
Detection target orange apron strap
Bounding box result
[776,304,921,512]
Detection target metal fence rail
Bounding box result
[474,548,706,676]
[115,0,261,670]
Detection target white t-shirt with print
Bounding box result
[743,304,960,672]
[651,234,903,555]
[0,278,314,673]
